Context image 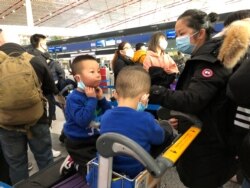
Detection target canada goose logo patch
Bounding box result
[201,68,213,78]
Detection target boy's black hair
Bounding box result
[71,54,97,75]
[224,9,250,26]
[30,34,46,48]
[135,43,145,51]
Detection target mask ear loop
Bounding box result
[190,31,199,38]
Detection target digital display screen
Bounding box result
[166,30,176,39]
[96,40,106,47]
[116,39,122,44]
[105,38,116,46]
[48,47,55,53]
[55,46,63,52]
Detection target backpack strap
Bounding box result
[22,52,43,95]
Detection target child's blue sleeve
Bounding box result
[98,97,112,112]
[69,97,98,128]
[147,115,165,145]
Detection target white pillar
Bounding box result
[25,0,34,27]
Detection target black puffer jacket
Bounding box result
[113,53,134,82]
[148,66,176,88]
[150,38,237,188]
[218,19,250,180]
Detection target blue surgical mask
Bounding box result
[176,32,198,54]
[136,102,147,112]
[77,81,85,90]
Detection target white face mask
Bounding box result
[125,48,134,58]
[159,40,168,50]
[40,43,47,52]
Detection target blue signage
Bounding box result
[48,47,55,53]
[166,30,176,39]
[96,40,106,47]
[105,38,116,46]
[55,46,63,52]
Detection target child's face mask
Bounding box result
[136,94,149,112]
[136,102,147,112]
[75,74,86,90]
[77,81,85,90]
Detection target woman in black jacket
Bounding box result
[151,9,237,188]
[111,41,134,83]
[218,11,250,187]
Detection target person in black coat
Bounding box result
[0,32,55,184]
[28,34,59,127]
[217,10,250,187]
[150,9,237,188]
[43,52,66,91]
[111,41,134,83]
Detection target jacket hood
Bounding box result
[218,19,250,69]
[132,49,146,63]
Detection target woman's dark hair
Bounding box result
[177,9,219,40]
[224,9,250,26]
[148,32,166,53]
[111,41,129,70]
[135,43,145,51]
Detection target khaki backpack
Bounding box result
[0,51,44,132]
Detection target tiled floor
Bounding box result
[27,106,240,188]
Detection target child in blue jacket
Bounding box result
[61,55,111,175]
[100,66,173,178]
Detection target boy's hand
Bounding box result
[168,118,178,130]
[85,87,96,98]
[95,87,104,100]
[140,94,149,106]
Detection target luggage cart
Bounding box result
[88,111,202,188]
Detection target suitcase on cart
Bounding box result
[52,173,88,188]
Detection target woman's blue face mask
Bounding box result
[176,32,198,54]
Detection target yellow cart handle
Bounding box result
[162,126,201,163]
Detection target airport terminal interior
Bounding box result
[0,0,250,188]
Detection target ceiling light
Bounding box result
[49,12,52,16]
[75,9,84,15]
[23,3,26,6]
[2,16,5,19]
[12,10,16,13]
[38,18,41,21]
